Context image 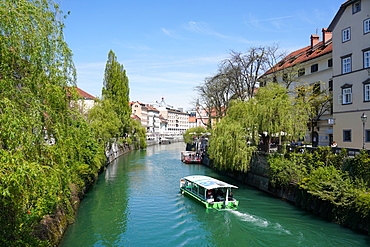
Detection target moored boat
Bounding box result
[180,175,239,210]
[180,151,201,164]
[159,138,171,144]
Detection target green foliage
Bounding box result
[268,153,307,186]
[208,119,256,172]
[183,127,207,144]
[299,166,357,207]
[0,1,106,245]
[355,192,370,218]
[128,119,147,149]
[343,150,370,186]
[209,83,309,171]
[102,50,131,135]
[269,148,370,224]
[88,98,121,143]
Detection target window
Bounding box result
[365,18,370,34]
[342,27,351,42]
[311,64,318,73]
[298,68,305,77]
[343,130,352,142]
[365,84,370,101]
[328,80,333,92]
[343,88,352,104]
[340,84,353,105]
[364,50,370,68]
[353,1,361,14]
[328,58,333,68]
[342,56,351,73]
[366,130,370,142]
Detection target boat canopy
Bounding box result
[183,175,238,190]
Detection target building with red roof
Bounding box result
[260,28,334,147]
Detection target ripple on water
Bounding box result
[231,210,291,235]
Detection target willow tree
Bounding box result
[102,50,130,135]
[208,83,309,171]
[0,1,104,245]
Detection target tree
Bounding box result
[195,45,284,128]
[195,75,230,126]
[102,50,130,135]
[0,1,105,245]
[208,83,309,171]
[88,98,121,144]
[253,82,309,151]
[208,119,256,172]
[294,82,332,146]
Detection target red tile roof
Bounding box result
[66,87,96,99]
[130,114,141,121]
[263,39,332,76]
[75,87,96,99]
[146,104,159,112]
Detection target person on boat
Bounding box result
[228,191,234,201]
[214,189,224,201]
[207,189,213,199]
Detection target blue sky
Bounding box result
[61,0,344,110]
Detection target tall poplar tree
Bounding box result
[102,50,130,135]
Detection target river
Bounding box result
[60,142,369,246]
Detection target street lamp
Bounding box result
[361,112,367,149]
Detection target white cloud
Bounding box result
[246,15,294,24]
[184,21,251,44]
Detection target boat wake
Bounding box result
[230,210,291,235]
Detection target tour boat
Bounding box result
[180,175,239,210]
[180,151,202,164]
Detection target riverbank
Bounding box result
[33,142,135,246]
[203,152,370,235]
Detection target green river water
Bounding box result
[60,142,370,247]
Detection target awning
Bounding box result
[325,129,333,134]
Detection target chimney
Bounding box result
[322,28,332,44]
[310,35,319,48]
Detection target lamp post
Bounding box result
[361,113,367,149]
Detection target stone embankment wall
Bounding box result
[106,142,133,163]
[203,153,369,235]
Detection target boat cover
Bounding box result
[183,175,238,189]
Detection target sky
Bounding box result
[60,0,344,111]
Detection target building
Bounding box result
[130,101,148,129]
[260,32,334,147]
[328,0,370,148]
[131,97,190,136]
[157,107,189,135]
[188,110,197,129]
[146,104,160,135]
[67,87,97,115]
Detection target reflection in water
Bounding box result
[61,142,370,247]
